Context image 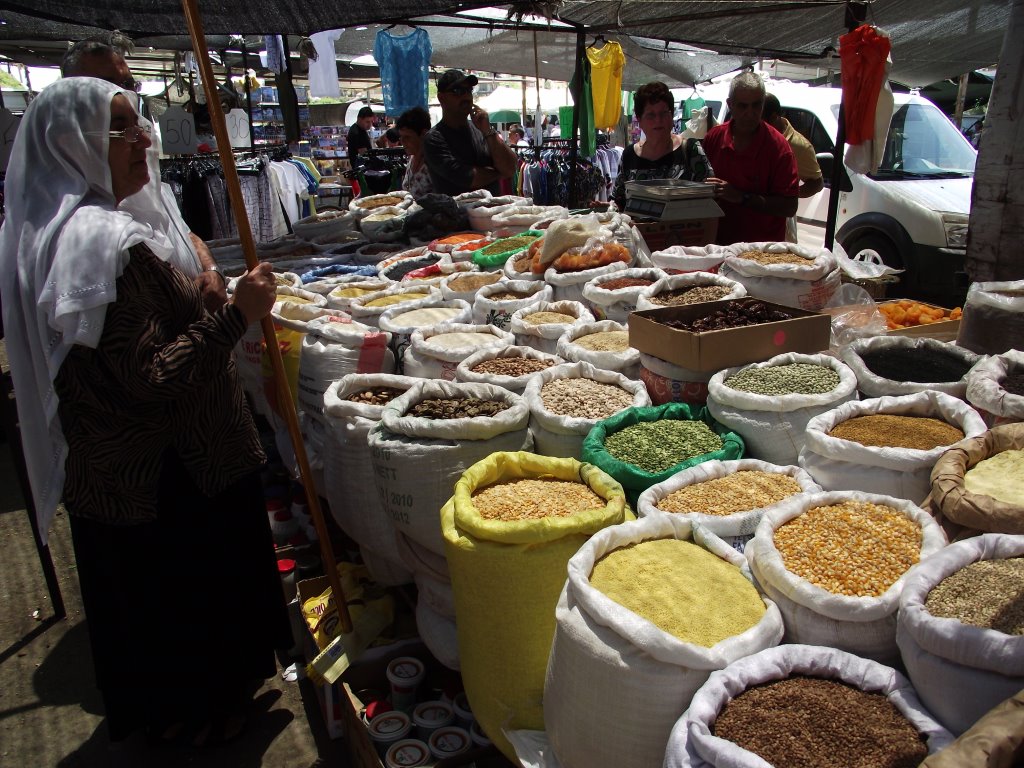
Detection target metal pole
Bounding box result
[240,42,255,145]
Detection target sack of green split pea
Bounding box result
[441,451,630,761]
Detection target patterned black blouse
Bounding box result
[611,137,713,209]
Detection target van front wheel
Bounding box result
[842,232,903,269]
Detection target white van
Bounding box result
[677,80,976,304]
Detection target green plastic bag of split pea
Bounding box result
[582,402,745,501]
[471,230,543,269]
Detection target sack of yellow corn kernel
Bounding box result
[898,534,1024,736]
[746,490,946,664]
[544,513,784,768]
[442,451,630,761]
[965,351,1024,427]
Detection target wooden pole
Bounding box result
[180,0,352,634]
[954,72,970,130]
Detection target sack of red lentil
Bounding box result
[544,513,784,768]
[840,336,981,400]
[719,242,841,311]
[798,390,988,502]
[636,459,821,553]
[897,534,1024,735]
[639,353,715,406]
[581,403,745,503]
[706,353,860,466]
[441,450,630,761]
[473,280,554,330]
[321,374,419,585]
[557,320,641,379]
[966,350,1024,426]
[930,423,1024,535]
[523,361,651,459]
[650,244,728,275]
[456,346,564,394]
[920,689,1024,768]
[402,323,516,380]
[378,299,473,371]
[348,284,443,328]
[664,643,954,768]
[634,272,747,312]
[510,300,595,355]
[581,267,667,323]
[747,490,947,662]
[368,380,532,556]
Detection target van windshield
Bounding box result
[875,103,977,178]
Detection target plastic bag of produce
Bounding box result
[456,346,564,394]
[635,272,746,312]
[955,280,1024,356]
[473,280,553,330]
[841,336,980,399]
[966,350,1024,426]
[581,267,666,323]
[472,230,543,270]
[557,320,640,379]
[719,242,840,310]
[403,323,515,380]
[511,300,595,355]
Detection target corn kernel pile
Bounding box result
[471,478,604,521]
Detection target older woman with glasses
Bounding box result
[0,78,290,748]
[611,80,713,210]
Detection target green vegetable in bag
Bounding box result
[471,230,543,269]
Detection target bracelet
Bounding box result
[205,264,226,284]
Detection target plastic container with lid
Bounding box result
[277,558,297,601]
[386,656,425,713]
[368,710,411,756]
[270,509,299,547]
[412,700,454,741]
[429,726,471,762]
[452,691,474,730]
[384,738,432,768]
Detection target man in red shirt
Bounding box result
[703,72,799,244]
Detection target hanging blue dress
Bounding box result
[374,28,432,115]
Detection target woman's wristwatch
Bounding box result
[205,264,226,284]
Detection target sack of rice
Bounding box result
[581,267,666,323]
[719,242,840,310]
[635,272,746,312]
[378,300,473,371]
[348,284,442,328]
[639,353,715,406]
[403,323,515,380]
[510,300,595,355]
[650,244,728,275]
[965,350,1024,427]
[841,336,980,399]
[473,280,553,330]
[557,320,640,379]
[456,346,564,394]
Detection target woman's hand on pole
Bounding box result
[232,262,276,323]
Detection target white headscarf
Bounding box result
[0,77,193,542]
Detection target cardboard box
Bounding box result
[881,299,961,342]
[629,298,832,372]
[633,217,719,251]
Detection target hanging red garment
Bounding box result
[839,24,892,145]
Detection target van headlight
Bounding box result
[942,214,969,249]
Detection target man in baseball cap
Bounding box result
[424,69,516,195]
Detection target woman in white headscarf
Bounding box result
[0,78,290,746]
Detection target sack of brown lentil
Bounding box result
[897,534,1024,735]
[378,299,473,371]
[639,353,715,406]
[840,336,981,399]
[719,242,840,310]
[706,353,860,466]
[664,643,954,768]
[544,513,784,768]
[649,244,728,275]
[956,280,1024,356]
[523,361,651,459]
[635,272,747,312]
[348,284,442,328]
[368,380,532,556]
[581,267,667,323]
[441,450,630,761]
[930,423,1024,535]
[966,350,1024,427]
[799,390,988,502]
[439,269,504,302]
[920,689,1024,768]
[636,459,821,553]
[321,374,420,585]
[581,403,745,503]
[473,280,554,330]
[456,346,564,394]
[557,320,641,379]
[510,300,595,355]
[747,490,947,662]
[402,323,516,380]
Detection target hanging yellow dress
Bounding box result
[586,41,625,130]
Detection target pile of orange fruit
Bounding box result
[879,300,962,330]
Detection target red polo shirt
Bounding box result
[703,120,799,244]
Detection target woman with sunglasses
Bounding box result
[611,81,713,210]
[0,78,290,748]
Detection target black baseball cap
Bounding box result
[357,106,375,119]
[437,69,479,93]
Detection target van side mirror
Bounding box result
[817,151,853,192]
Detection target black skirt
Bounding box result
[69,452,292,741]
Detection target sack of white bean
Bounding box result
[402,323,515,381]
[510,300,595,355]
[897,533,1024,735]
[544,514,784,768]
[556,320,641,379]
[664,644,954,767]
[706,352,860,467]
[746,490,947,663]
[456,346,564,394]
[441,451,629,762]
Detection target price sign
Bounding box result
[225,108,251,149]
[0,109,21,172]
[157,106,197,154]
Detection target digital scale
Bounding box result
[624,179,724,222]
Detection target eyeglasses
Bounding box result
[87,124,152,143]
[444,86,474,96]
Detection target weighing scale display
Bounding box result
[624,198,666,217]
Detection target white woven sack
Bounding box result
[746,490,947,663]
[403,323,516,380]
[492,205,569,235]
[544,261,631,305]
[348,191,412,218]
[798,390,988,501]
[502,250,545,282]
[378,299,473,371]
[650,245,727,275]
[473,280,554,329]
[545,514,783,768]
[323,280,393,312]
[706,353,859,466]
[841,336,981,399]
[719,242,840,310]
[466,197,527,231]
[358,206,407,243]
[453,188,492,206]
[511,300,596,355]
[416,597,461,671]
[897,533,1024,735]
[396,531,455,616]
[965,350,1024,426]
[581,267,667,323]
[664,643,954,768]
[292,209,357,240]
[639,353,715,406]
[322,374,420,581]
[523,361,650,459]
[359,544,413,589]
[306,273,382,297]
[439,270,502,302]
[348,284,442,328]
[636,459,821,551]
[456,346,564,394]
[635,273,747,312]
[369,380,533,555]
[556,320,640,379]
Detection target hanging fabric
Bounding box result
[264,35,286,74]
[586,40,625,130]
[840,24,894,174]
[374,27,432,115]
[683,88,706,120]
[308,29,343,99]
[570,55,596,158]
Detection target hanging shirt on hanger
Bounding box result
[308,30,343,99]
[586,41,625,130]
[264,35,286,73]
[570,55,597,158]
[374,28,432,115]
